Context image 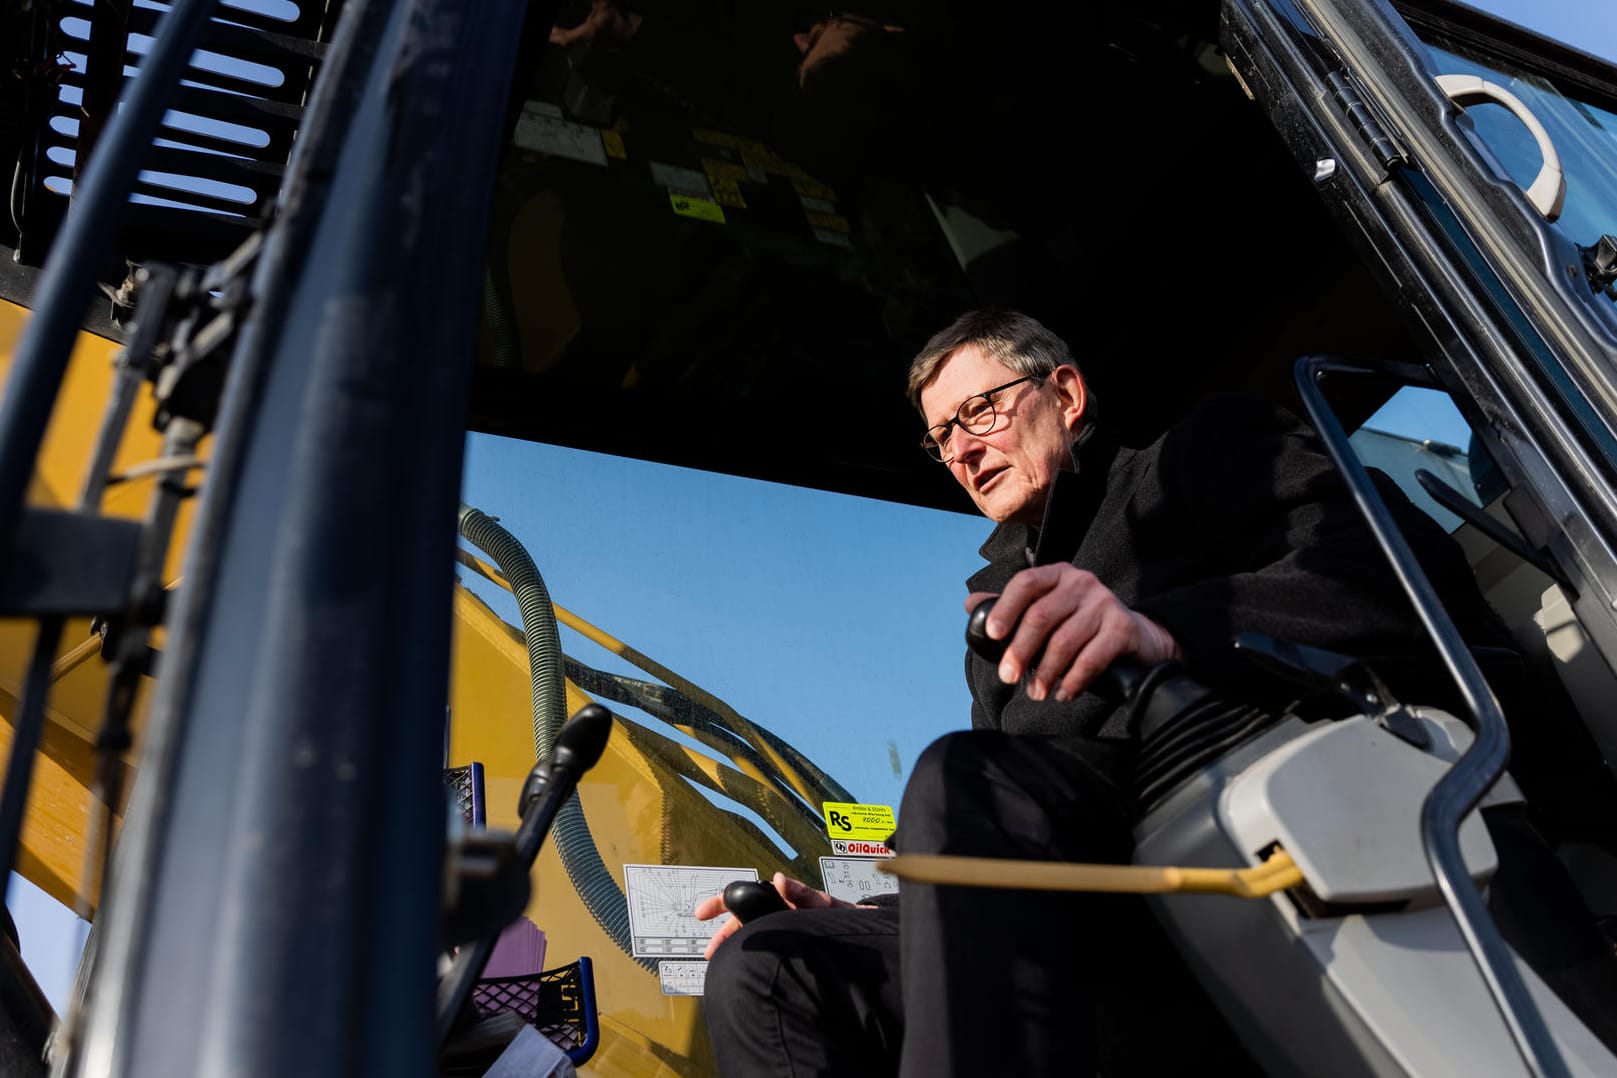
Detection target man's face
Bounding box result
[919,345,1084,528]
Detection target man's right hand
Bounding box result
[694,872,858,960]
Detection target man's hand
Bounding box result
[694,872,864,960]
[549,0,642,49]
[968,564,1181,703]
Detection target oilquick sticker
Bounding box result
[659,960,710,996]
[670,193,725,223]
[823,802,895,841]
[601,129,626,159]
[512,103,607,166]
[830,838,893,858]
[820,857,900,904]
[649,161,711,199]
[798,194,837,214]
[813,228,852,249]
[623,864,757,958]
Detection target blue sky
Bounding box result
[11,0,1616,1024]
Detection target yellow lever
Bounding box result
[879,847,1302,899]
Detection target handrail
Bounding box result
[1294,354,1568,1078]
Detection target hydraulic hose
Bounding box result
[456,505,649,969]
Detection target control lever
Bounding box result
[437,703,615,1044]
[966,597,1149,703]
[1233,632,1430,748]
[723,879,788,924]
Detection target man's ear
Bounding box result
[1049,365,1088,433]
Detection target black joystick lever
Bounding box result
[724,879,788,924]
[966,596,1151,703]
[965,597,1008,663]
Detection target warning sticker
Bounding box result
[820,857,900,903]
[708,176,747,208]
[670,193,726,223]
[601,129,626,159]
[823,802,895,841]
[791,175,837,201]
[702,158,751,183]
[623,864,756,958]
[693,128,739,149]
[804,211,850,233]
[830,838,893,858]
[659,960,710,996]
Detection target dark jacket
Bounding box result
[964,394,1509,737]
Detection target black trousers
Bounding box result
[703,730,1252,1077]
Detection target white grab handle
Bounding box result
[1435,73,1566,221]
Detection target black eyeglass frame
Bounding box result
[920,375,1040,463]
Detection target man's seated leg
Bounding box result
[894,728,1134,1078]
[704,905,904,1078]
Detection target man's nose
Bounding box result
[951,426,989,464]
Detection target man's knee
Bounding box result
[896,729,1129,859]
[705,916,789,1017]
[897,730,1023,856]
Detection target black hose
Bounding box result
[456,506,650,970]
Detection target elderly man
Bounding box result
[696,308,1509,1076]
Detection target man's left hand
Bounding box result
[968,564,1181,702]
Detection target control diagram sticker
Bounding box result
[623,864,759,958]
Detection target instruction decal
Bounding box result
[822,802,895,841]
[512,102,607,166]
[623,864,756,958]
[820,856,900,904]
[659,960,710,996]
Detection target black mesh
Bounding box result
[443,764,478,827]
[471,961,591,1056]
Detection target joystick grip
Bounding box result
[965,597,1007,663]
[723,879,788,924]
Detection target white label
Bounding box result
[820,857,899,904]
[623,864,757,958]
[649,161,712,199]
[513,106,607,167]
[829,838,893,858]
[658,959,710,996]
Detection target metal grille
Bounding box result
[11,0,345,264]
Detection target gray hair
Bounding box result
[906,309,1080,414]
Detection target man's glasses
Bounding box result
[920,375,1039,463]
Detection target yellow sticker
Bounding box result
[709,176,747,208]
[823,802,896,841]
[670,192,725,223]
[703,158,750,183]
[804,211,849,233]
[601,130,626,159]
[740,139,791,175]
[791,176,837,201]
[694,128,739,149]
